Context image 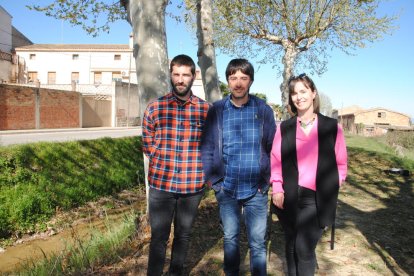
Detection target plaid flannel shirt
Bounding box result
[142,92,209,193]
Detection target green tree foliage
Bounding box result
[220,82,231,97]
[252,93,267,102]
[209,0,398,116]
[219,82,267,102]
[269,102,283,121]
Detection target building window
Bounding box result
[28,71,38,83]
[114,54,121,60]
[48,72,56,84]
[29,54,36,60]
[71,72,79,83]
[72,54,79,60]
[378,112,386,118]
[112,72,122,82]
[94,72,102,84]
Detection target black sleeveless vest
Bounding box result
[280,113,339,227]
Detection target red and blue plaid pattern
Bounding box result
[142,92,209,194]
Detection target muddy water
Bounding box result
[0,198,146,274]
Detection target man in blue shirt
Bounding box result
[201,59,276,275]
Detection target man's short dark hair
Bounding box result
[225,58,254,82]
[170,54,196,76]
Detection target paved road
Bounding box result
[0,127,142,146]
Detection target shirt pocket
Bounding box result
[187,120,204,142]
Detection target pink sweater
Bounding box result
[271,117,348,193]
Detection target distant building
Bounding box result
[14,38,205,100]
[333,106,412,136]
[0,5,32,84]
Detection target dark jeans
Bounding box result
[147,187,204,276]
[278,187,324,276]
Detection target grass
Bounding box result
[2,133,413,275]
[11,212,138,276]
[0,137,144,240]
[345,132,414,161]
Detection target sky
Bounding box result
[1,0,413,118]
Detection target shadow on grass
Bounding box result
[335,148,413,275]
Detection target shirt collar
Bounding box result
[167,91,197,105]
[226,95,252,109]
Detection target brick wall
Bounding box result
[0,84,80,130]
[39,88,80,128]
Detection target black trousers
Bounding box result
[147,188,204,276]
[277,187,324,276]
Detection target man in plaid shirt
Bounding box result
[142,55,209,276]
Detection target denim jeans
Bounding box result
[215,188,268,276]
[147,187,204,276]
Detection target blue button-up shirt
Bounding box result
[222,97,261,199]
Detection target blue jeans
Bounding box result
[147,187,204,276]
[215,188,268,276]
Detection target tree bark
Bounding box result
[280,41,298,119]
[196,0,221,103]
[125,0,169,117]
[124,0,169,213]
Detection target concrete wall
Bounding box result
[0,84,80,130]
[82,95,112,127]
[0,58,11,83]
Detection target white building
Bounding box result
[15,42,136,87]
[14,38,205,99]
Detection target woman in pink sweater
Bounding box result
[270,74,347,276]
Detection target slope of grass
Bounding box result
[0,137,144,239]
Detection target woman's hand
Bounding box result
[272,192,284,209]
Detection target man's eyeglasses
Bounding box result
[288,73,307,84]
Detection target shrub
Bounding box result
[385,131,414,149]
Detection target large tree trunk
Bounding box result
[196,0,221,103]
[125,0,169,116]
[280,42,298,119]
[124,0,169,213]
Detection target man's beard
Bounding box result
[171,79,194,98]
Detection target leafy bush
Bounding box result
[0,137,144,238]
[385,131,414,149]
